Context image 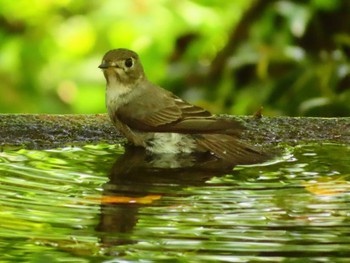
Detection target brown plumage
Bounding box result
[99,48,268,165]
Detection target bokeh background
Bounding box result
[0,0,349,116]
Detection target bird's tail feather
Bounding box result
[196,134,269,165]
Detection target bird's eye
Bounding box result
[124,58,133,68]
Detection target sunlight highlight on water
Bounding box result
[0,143,349,262]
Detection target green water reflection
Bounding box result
[0,143,349,262]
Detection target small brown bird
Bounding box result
[99,48,266,164]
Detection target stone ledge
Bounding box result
[0,114,349,149]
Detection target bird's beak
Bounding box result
[98,62,110,69]
[99,61,119,69]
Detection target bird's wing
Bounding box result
[116,85,242,134]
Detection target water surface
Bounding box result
[0,143,349,262]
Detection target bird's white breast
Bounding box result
[146,133,197,154]
[105,75,131,117]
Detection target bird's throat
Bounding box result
[105,73,133,113]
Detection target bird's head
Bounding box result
[99,48,145,85]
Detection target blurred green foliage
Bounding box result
[0,0,349,116]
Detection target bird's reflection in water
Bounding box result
[95,146,267,249]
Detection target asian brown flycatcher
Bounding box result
[99,48,266,164]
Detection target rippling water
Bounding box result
[0,143,349,262]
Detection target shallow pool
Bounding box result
[0,143,349,262]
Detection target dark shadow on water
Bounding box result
[95,146,270,249]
